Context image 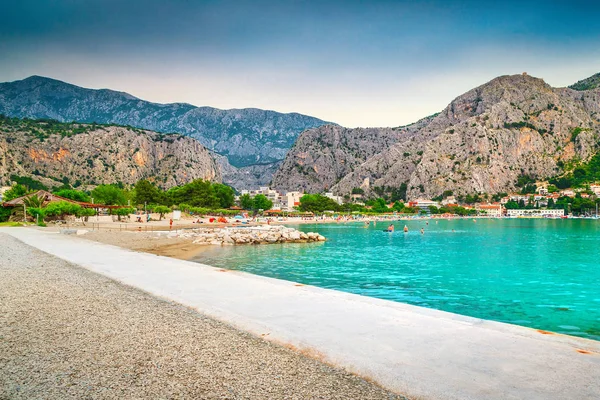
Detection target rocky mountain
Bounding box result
[274,73,600,199]
[0,116,220,189]
[270,117,434,193]
[0,76,331,172]
[214,154,281,192]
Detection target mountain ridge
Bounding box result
[0,75,333,170]
[273,73,600,199]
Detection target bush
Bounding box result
[44,201,83,218]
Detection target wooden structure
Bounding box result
[2,190,124,210]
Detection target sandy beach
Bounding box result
[0,232,405,399]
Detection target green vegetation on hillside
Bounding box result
[0,114,179,142]
[569,73,600,91]
[549,152,600,188]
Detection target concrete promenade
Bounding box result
[4,227,600,400]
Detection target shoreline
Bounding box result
[4,227,600,400]
[0,231,402,399]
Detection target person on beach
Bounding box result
[169,219,173,230]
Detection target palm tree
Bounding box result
[23,194,44,209]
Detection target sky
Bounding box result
[1,0,600,127]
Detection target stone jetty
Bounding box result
[170,226,326,246]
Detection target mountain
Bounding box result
[0,116,220,189]
[270,116,435,193]
[0,76,331,172]
[273,73,600,199]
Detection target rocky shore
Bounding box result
[173,225,326,246]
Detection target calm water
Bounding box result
[190,219,600,341]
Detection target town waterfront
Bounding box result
[191,218,600,341]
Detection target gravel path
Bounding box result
[0,233,405,400]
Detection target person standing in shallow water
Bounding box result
[421,228,424,234]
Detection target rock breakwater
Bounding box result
[170,226,326,246]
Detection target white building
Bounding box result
[283,191,303,211]
[506,209,564,218]
[442,196,457,205]
[590,185,600,196]
[324,192,344,205]
[537,187,548,195]
[409,199,441,210]
[475,203,503,217]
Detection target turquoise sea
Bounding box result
[190,219,600,341]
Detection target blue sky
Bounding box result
[1,0,599,127]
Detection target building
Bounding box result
[324,192,344,205]
[283,191,303,211]
[441,196,457,206]
[408,199,440,211]
[506,209,564,218]
[475,203,503,217]
[561,190,575,198]
[590,185,600,196]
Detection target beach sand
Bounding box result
[80,230,211,260]
[0,233,405,399]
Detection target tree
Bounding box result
[76,208,96,224]
[253,194,273,211]
[23,194,44,208]
[393,201,405,211]
[166,179,220,208]
[91,185,127,205]
[298,194,339,213]
[0,206,11,222]
[239,194,253,210]
[44,201,83,219]
[153,206,171,221]
[504,200,520,209]
[133,179,162,205]
[213,183,235,209]
[3,184,28,202]
[55,189,91,203]
[113,207,135,221]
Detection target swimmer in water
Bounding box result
[420,228,424,234]
[403,225,408,233]
[388,224,394,232]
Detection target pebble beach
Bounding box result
[0,233,405,399]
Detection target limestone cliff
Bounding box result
[274,74,600,199]
[0,118,221,189]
